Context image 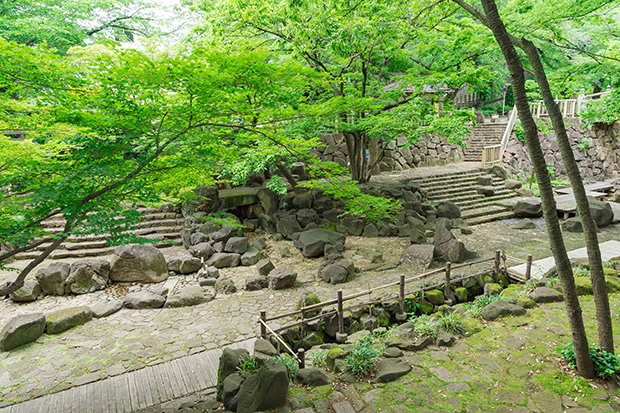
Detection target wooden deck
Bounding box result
[0,338,255,413]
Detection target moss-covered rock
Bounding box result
[297,293,321,317]
[425,289,444,306]
[419,299,434,314]
[516,295,536,309]
[454,287,468,303]
[605,276,620,293]
[46,306,93,334]
[326,346,345,371]
[462,318,484,336]
[498,273,509,288]
[484,283,502,296]
[302,331,324,349]
[376,309,390,327]
[574,277,593,296]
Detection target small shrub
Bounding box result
[546,275,560,289]
[559,343,620,379]
[413,315,439,338]
[311,349,328,368]
[603,261,617,271]
[272,354,299,380]
[573,267,590,277]
[463,294,503,318]
[345,339,381,378]
[237,355,260,375]
[577,138,591,152]
[514,120,525,143]
[437,312,465,335]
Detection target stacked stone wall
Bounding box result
[311,133,464,174]
[502,119,620,182]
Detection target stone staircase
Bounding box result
[463,122,507,162]
[14,207,185,261]
[412,168,519,225]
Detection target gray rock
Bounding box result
[297,209,318,228]
[401,245,434,267]
[245,276,269,291]
[476,175,494,186]
[257,188,279,215]
[293,229,346,258]
[491,165,508,179]
[433,219,476,263]
[217,348,250,401]
[373,358,412,383]
[532,287,563,303]
[319,259,354,284]
[258,213,277,234]
[10,281,41,302]
[517,188,535,197]
[477,186,495,196]
[256,258,275,276]
[148,285,168,297]
[89,300,123,318]
[215,277,237,294]
[164,286,212,308]
[179,257,202,274]
[268,267,297,289]
[347,219,365,236]
[240,247,261,266]
[109,244,168,283]
[122,291,166,309]
[189,242,215,259]
[254,339,278,357]
[222,372,246,411]
[35,262,70,296]
[180,228,193,249]
[514,218,536,230]
[292,193,314,209]
[64,259,110,295]
[563,217,585,233]
[190,232,209,246]
[514,199,543,218]
[0,313,46,351]
[236,359,289,413]
[588,198,613,228]
[480,301,527,321]
[436,201,461,219]
[505,179,522,190]
[210,226,239,244]
[436,332,455,347]
[252,238,267,251]
[362,223,379,237]
[378,224,398,237]
[407,216,427,244]
[384,347,403,358]
[46,306,93,334]
[276,215,302,240]
[225,237,249,254]
[199,278,217,287]
[295,368,332,386]
[191,185,220,213]
[206,253,241,268]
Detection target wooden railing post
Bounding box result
[493,250,501,283]
[502,250,508,280]
[525,254,533,281]
[399,274,405,314]
[337,289,344,334]
[297,348,305,369]
[260,311,267,339]
[444,262,451,293]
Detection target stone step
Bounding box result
[458,193,519,210]
[461,204,511,220]
[421,179,506,193]
[41,213,184,229]
[428,190,515,207]
[14,239,182,260]
[467,210,516,225]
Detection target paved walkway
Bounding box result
[509,240,620,278]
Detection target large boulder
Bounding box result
[210,226,239,244]
[217,348,250,401]
[293,229,346,258]
[225,237,249,254]
[222,372,246,411]
[191,185,220,213]
[295,368,333,386]
[319,259,354,284]
[236,359,289,413]
[532,287,563,303]
[206,253,241,268]
[406,217,426,244]
[296,209,319,228]
[35,262,70,295]
[514,199,543,218]
[256,258,275,276]
[268,267,297,289]
[0,313,46,351]
[109,244,168,283]
[66,259,110,294]
[588,198,614,228]
[257,188,279,215]
[245,276,269,291]
[480,301,526,321]
[436,201,461,219]
[188,242,215,260]
[9,281,41,302]
[241,247,261,266]
[122,291,166,309]
[400,245,434,267]
[46,306,93,334]
[164,286,213,308]
[433,219,475,263]
[373,358,412,383]
[276,215,302,239]
[215,277,238,294]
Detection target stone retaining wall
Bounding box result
[312,133,464,174]
[503,119,620,182]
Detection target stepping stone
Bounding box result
[0,313,46,351]
[430,366,457,382]
[333,401,356,413]
[46,306,93,334]
[90,300,123,318]
[373,358,412,383]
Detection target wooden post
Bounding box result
[525,254,533,281]
[260,311,267,339]
[444,262,451,298]
[493,250,501,283]
[297,348,305,369]
[399,274,405,315]
[337,289,344,334]
[502,250,508,280]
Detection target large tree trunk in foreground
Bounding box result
[522,40,614,354]
[478,0,596,378]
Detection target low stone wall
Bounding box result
[503,119,620,182]
[312,133,464,174]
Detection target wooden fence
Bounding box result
[257,251,533,366]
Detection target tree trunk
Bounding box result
[522,40,614,354]
[479,0,596,379]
